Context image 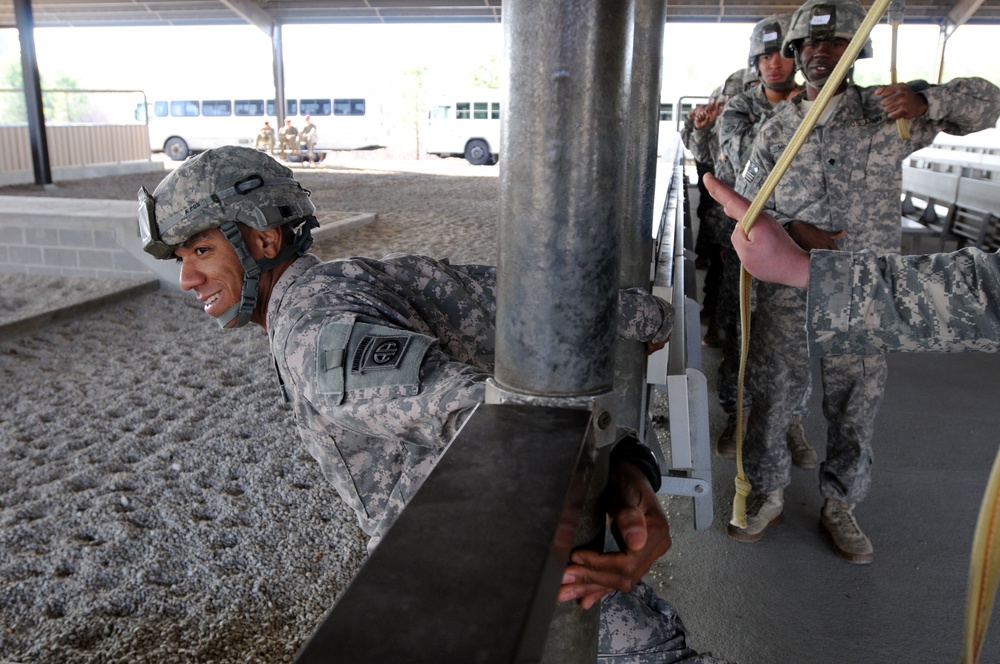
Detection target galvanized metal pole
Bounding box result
[272,24,287,130]
[496,0,630,397]
[614,0,668,440]
[496,0,632,661]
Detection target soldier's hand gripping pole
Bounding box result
[729,0,894,529]
[888,0,912,140]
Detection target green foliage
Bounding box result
[470,55,500,90]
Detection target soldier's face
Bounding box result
[175,228,246,328]
[799,37,849,83]
[757,52,796,88]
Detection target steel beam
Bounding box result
[292,405,593,664]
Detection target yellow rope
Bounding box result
[730,0,892,528]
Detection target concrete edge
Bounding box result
[313,213,377,241]
[0,278,160,339]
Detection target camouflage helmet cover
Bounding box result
[721,68,748,98]
[748,14,792,67]
[781,0,873,60]
[141,146,315,257]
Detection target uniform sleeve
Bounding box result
[916,77,1000,142]
[733,120,792,226]
[717,93,757,174]
[805,248,1000,356]
[617,288,674,345]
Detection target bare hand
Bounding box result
[876,84,928,120]
[785,219,846,251]
[558,461,671,610]
[703,174,811,288]
[694,102,721,129]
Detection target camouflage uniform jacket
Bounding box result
[265,253,672,549]
[806,247,1000,356]
[738,78,1000,254]
[717,84,782,176]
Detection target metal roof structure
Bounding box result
[1,0,998,29]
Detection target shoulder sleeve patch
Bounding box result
[316,321,437,399]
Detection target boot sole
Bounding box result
[819,520,874,564]
[727,512,783,543]
[791,457,818,469]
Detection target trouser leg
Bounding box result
[819,354,888,503]
[598,582,734,664]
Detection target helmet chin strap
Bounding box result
[763,74,797,92]
[215,217,320,329]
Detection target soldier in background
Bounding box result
[682,71,746,349]
[254,121,275,153]
[730,0,1000,562]
[299,115,318,167]
[277,118,299,160]
[713,15,814,465]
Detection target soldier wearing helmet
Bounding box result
[729,0,1000,563]
[139,146,733,663]
[713,15,809,465]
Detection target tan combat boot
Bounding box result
[727,488,783,542]
[820,499,874,564]
[786,415,818,469]
[716,409,749,458]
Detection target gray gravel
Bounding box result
[0,159,503,663]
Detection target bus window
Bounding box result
[491,102,500,120]
[659,103,673,122]
[171,100,199,117]
[287,99,297,116]
[456,102,471,120]
[235,99,265,116]
[473,102,489,120]
[202,100,232,117]
[430,105,451,120]
[334,99,366,116]
[154,101,169,117]
[300,99,332,116]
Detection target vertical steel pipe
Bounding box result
[498,1,632,661]
[614,0,669,438]
[496,0,631,399]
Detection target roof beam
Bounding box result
[219,0,275,34]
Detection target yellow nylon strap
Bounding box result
[729,0,892,529]
[963,450,1000,664]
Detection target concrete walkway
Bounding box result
[654,186,1000,664]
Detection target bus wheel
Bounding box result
[465,140,491,166]
[164,137,190,161]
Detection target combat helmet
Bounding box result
[781,0,873,61]
[748,14,793,67]
[138,146,318,328]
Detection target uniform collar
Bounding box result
[266,253,321,332]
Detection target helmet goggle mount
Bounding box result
[137,174,318,329]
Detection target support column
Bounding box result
[615,0,668,441]
[272,24,287,128]
[496,1,633,661]
[14,0,52,186]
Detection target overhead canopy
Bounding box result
[0,0,999,28]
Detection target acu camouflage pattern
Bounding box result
[807,248,1000,355]
[267,253,674,547]
[735,77,1000,502]
[265,253,704,662]
[781,0,873,60]
[748,14,791,66]
[599,582,734,664]
[150,146,315,250]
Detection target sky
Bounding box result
[1,20,999,110]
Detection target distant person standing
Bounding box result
[300,115,318,166]
[254,121,276,153]
[278,119,299,161]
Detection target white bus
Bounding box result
[135,95,389,161]
[424,93,501,166]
